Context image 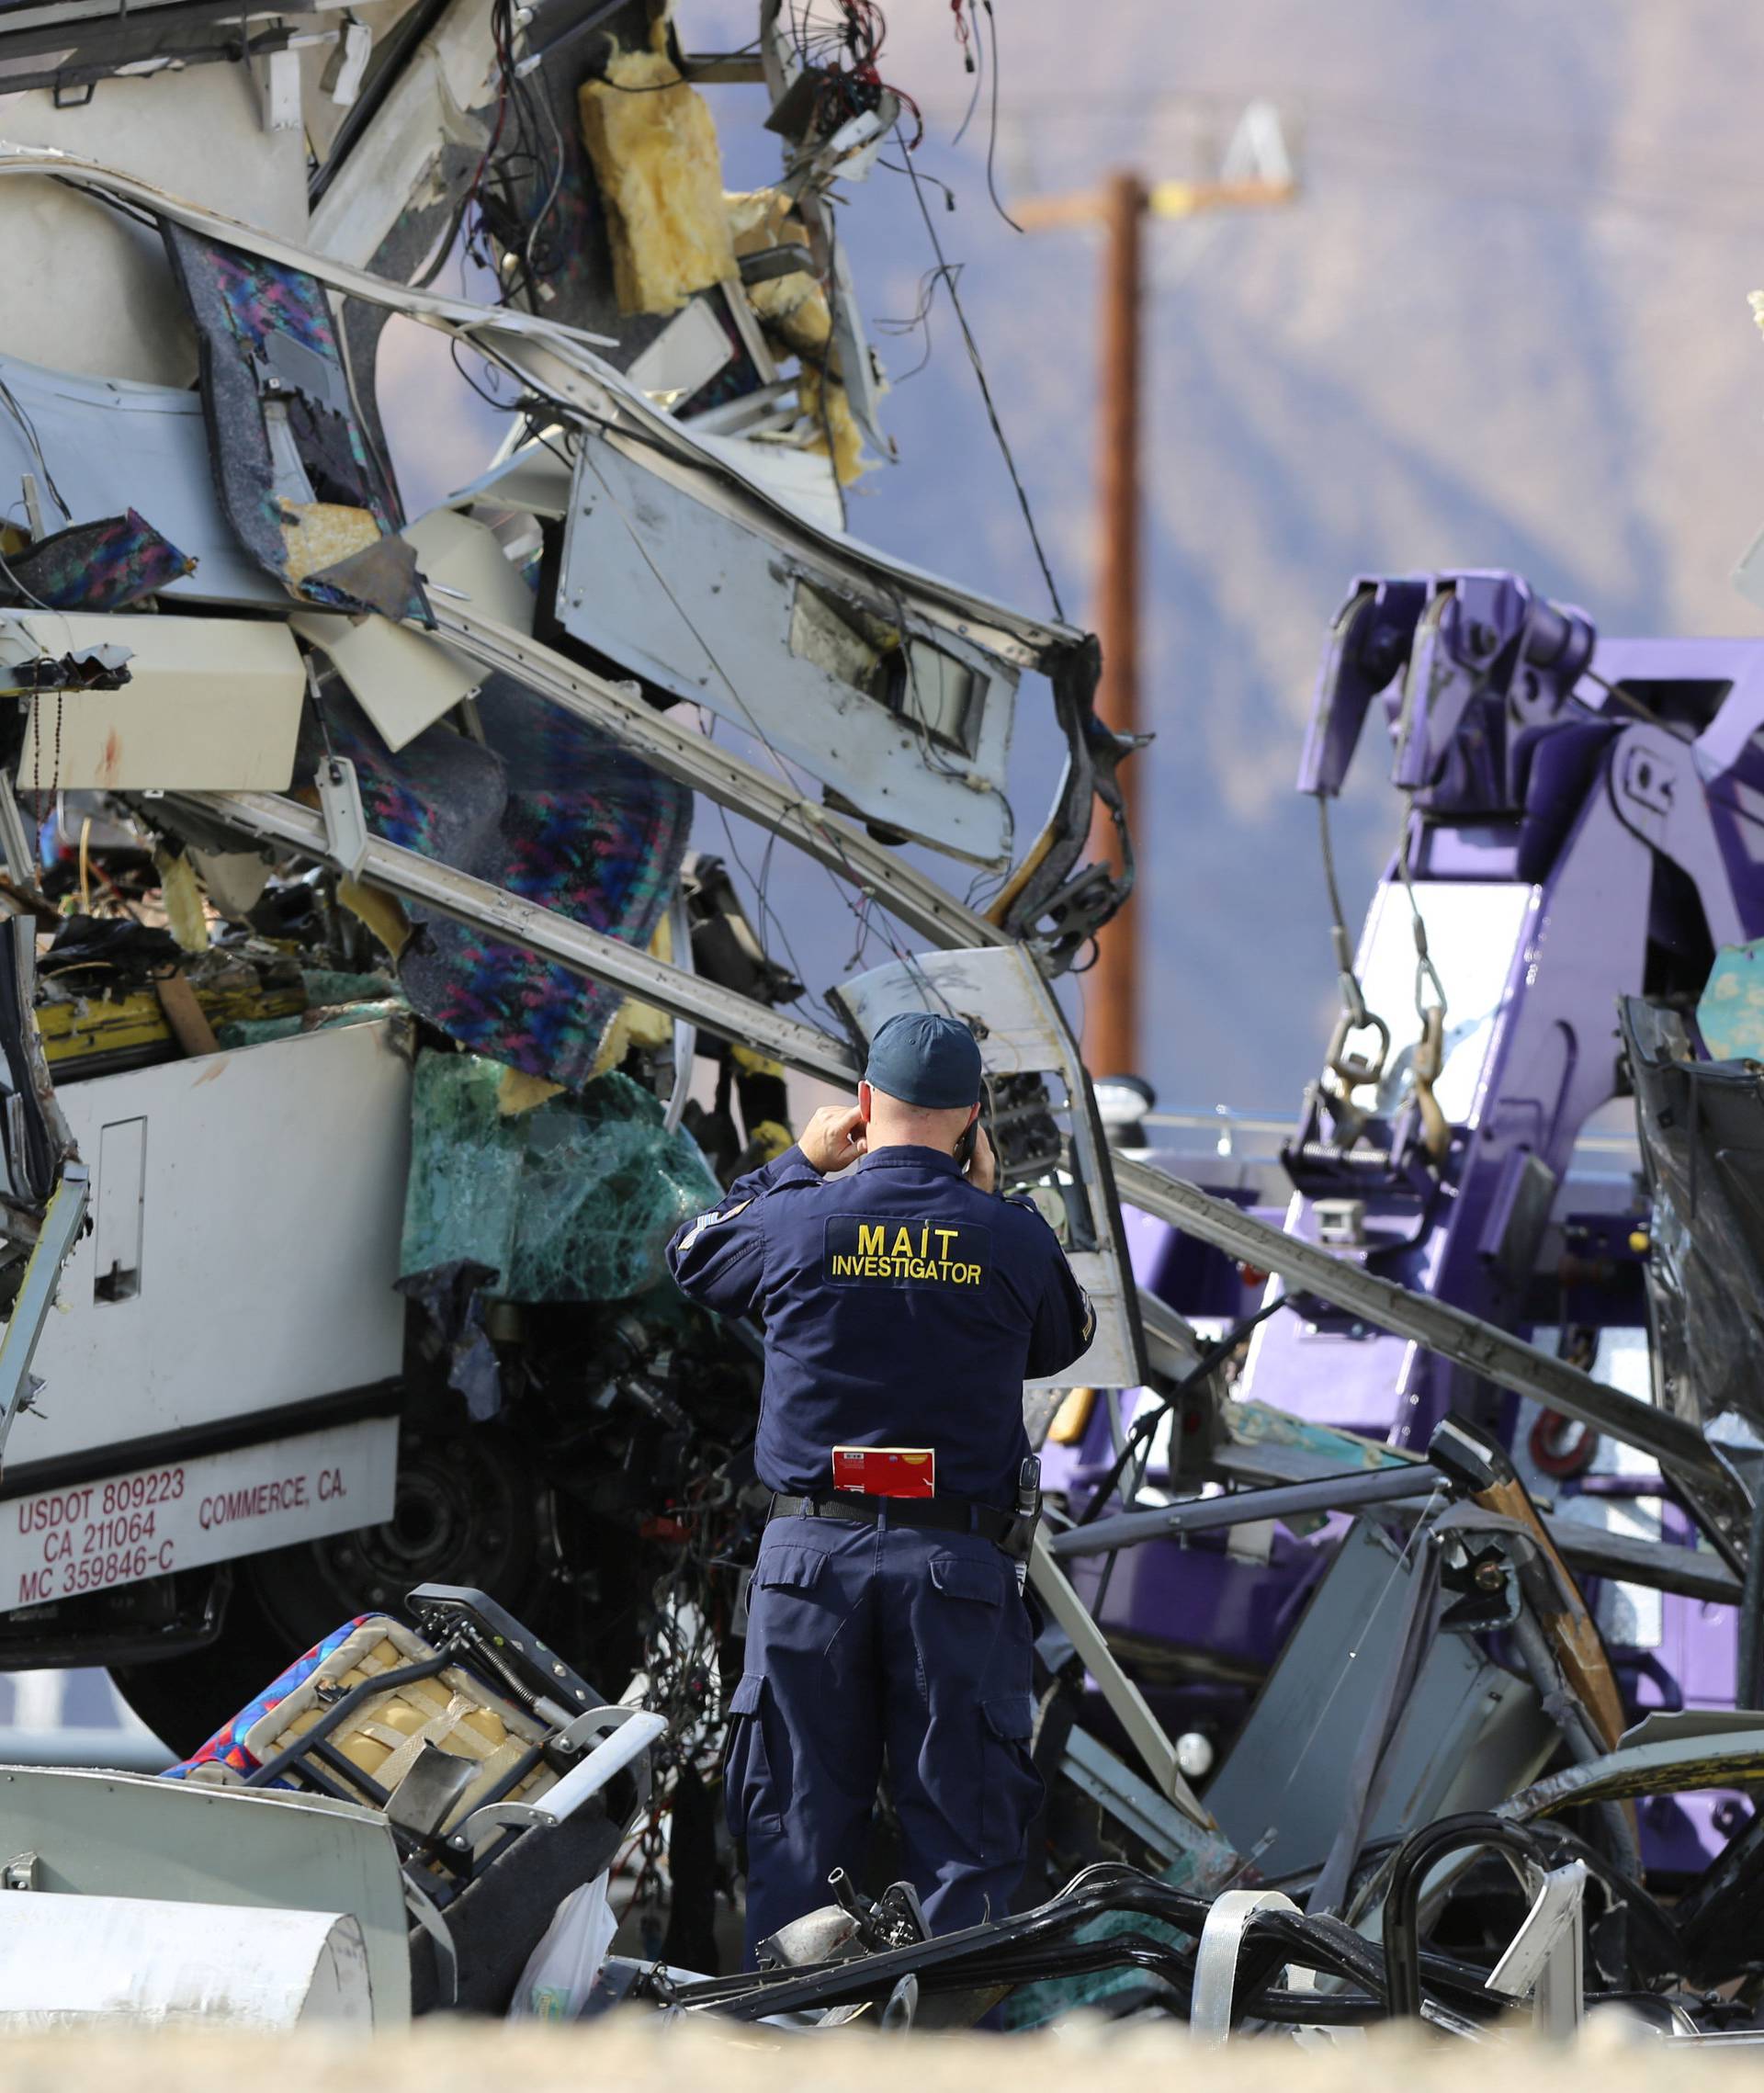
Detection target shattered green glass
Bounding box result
[1001,1829,1241,2029]
[1001,1908,1192,2027]
[213,999,406,1051]
[401,1050,722,1303]
[300,967,400,1006]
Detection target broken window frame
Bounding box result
[0,144,1132,967]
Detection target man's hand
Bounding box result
[799,1103,866,1175]
[966,1120,997,1194]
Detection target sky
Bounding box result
[380,0,1764,1116]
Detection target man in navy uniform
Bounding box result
[667,1011,1094,1962]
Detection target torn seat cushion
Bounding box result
[316,674,691,1090]
[163,1612,374,1782]
[0,510,194,612]
[161,224,424,620]
[164,1611,559,1841]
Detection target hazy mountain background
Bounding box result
[381,0,1764,1115]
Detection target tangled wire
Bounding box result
[780,0,923,149]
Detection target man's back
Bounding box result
[670,1140,1091,1506]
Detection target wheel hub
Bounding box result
[247,1426,551,1647]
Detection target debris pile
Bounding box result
[0,0,1760,2051]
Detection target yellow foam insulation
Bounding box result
[280,501,381,584]
[726,187,866,483]
[339,875,412,959]
[579,40,738,315]
[154,850,210,954]
[588,909,676,1079]
[798,361,866,483]
[496,1066,564,1116]
[1047,1384,1098,1444]
[726,187,797,251]
[751,273,831,356]
[746,1117,796,1161]
[728,188,830,356]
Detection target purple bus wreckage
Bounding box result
[2,0,1764,2034]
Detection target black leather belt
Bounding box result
[770,1490,1015,1545]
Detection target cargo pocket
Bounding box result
[753,1545,832,1594]
[980,1691,1044,1859]
[747,1543,836,1667]
[928,1555,1004,1606]
[724,1671,789,1838]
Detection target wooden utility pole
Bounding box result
[1015,154,1296,1080]
[1089,170,1148,1083]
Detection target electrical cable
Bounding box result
[447,335,518,413]
[878,154,956,207]
[808,208,851,530]
[874,259,954,381]
[1073,1288,1292,1525]
[570,440,972,1007]
[712,800,842,1030]
[517,63,569,294]
[777,0,922,151]
[0,377,73,527]
[588,36,763,91]
[442,0,576,317]
[659,1859,1507,2026]
[890,118,1066,621]
[978,0,1021,233]
[949,0,982,147]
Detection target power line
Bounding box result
[890,119,1068,620]
[909,80,1764,236]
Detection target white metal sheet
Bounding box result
[401,506,536,632]
[397,503,541,721]
[0,352,288,607]
[559,433,1016,865]
[0,1765,409,2022]
[0,1891,374,2030]
[627,299,743,402]
[447,435,572,518]
[690,432,844,535]
[0,65,307,387]
[14,1019,412,1465]
[0,1412,397,1612]
[307,0,497,266]
[9,611,305,790]
[291,609,478,755]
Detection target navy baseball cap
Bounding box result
[863,1012,983,1109]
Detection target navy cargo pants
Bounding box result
[726,1511,1044,1963]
